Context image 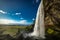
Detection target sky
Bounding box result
[0,0,41,25]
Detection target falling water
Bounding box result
[28,0,45,39]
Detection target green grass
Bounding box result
[0,25,28,37]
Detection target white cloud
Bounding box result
[15,13,21,15]
[0,19,31,25]
[32,18,35,21]
[20,17,24,19]
[19,20,27,24]
[11,13,21,16]
[0,10,7,14]
[0,19,16,24]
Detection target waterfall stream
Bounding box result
[28,0,45,39]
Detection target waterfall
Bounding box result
[28,0,45,39]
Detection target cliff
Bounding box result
[43,0,60,28]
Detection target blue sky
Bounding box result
[0,0,41,25]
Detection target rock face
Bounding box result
[43,0,60,40]
[43,0,60,27]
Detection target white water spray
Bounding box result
[28,0,45,39]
